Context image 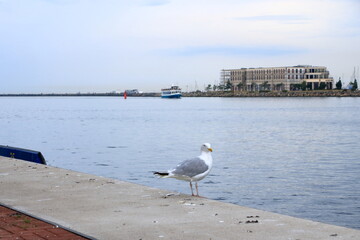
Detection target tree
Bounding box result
[236,82,244,91]
[218,84,225,91]
[250,82,256,91]
[349,79,358,91]
[276,83,284,91]
[352,79,358,91]
[306,82,312,90]
[336,78,342,90]
[205,84,212,91]
[225,80,233,91]
[319,82,326,90]
[301,81,307,91]
[213,85,217,91]
[260,81,270,91]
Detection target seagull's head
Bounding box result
[201,143,213,153]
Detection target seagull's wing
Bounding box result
[171,157,209,178]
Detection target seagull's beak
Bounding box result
[208,148,213,152]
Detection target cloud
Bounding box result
[162,45,306,57]
[138,0,170,6]
[235,14,310,24]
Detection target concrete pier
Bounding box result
[1,156,359,239]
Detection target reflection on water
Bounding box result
[1,96,360,229]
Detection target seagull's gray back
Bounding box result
[172,157,209,177]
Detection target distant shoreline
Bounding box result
[183,90,360,97]
[0,92,160,97]
[0,90,359,97]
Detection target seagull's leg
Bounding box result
[190,182,195,196]
[195,182,199,196]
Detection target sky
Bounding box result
[0,0,359,93]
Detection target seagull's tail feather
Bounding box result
[153,172,169,178]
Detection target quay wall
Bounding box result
[1,156,360,239]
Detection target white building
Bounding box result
[221,65,333,91]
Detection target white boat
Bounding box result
[161,85,182,98]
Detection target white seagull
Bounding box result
[154,143,213,196]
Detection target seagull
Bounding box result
[154,143,213,196]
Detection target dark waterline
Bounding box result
[1,96,359,230]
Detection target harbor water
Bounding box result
[1,96,359,229]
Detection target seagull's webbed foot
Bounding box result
[190,182,207,197]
